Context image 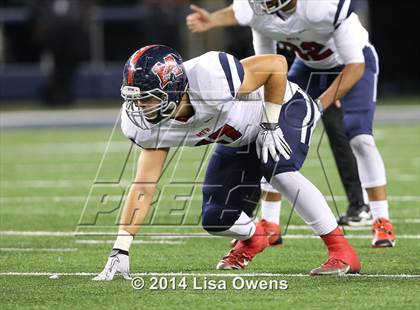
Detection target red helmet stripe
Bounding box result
[127,45,158,85]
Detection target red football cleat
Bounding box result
[372,218,396,248]
[310,246,361,276]
[310,258,355,276]
[217,225,269,270]
[311,227,361,276]
[230,219,282,248]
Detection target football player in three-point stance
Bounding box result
[186,0,395,248]
[93,44,360,280]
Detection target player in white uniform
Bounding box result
[186,0,395,248]
[93,45,360,280]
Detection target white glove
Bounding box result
[92,249,131,281]
[256,123,292,164]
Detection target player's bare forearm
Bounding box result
[186,4,238,33]
[211,5,238,28]
[319,63,365,109]
[119,148,169,236]
[239,55,288,104]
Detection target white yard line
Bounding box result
[285,225,370,231]
[76,240,184,245]
[0,272,418,279]
[2,142,130,155]
[394,175,419,182]
[0,248,77,252]
[0,231,76,236]
[402,219,420,223]
[282,234,420,239]
[147,234,420,240]
[387,196,420,202]
[1,230,420,239]
[1,195,419,202]
[0,181,92,188]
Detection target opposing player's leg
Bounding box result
[201,144,269,270]
[262,89,361,275]
[349,134,395,247]
[289,58,368,225]
[342,44,395,247]
[322,105,370,226]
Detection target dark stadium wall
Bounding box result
[369,0,420,94]
[0,0,419,101]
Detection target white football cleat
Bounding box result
[92,249,132,281]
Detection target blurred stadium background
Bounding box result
[0,0,419,110]
[0,2,419,308]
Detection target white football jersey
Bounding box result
[233,0,369,69]
[121,51,300,149]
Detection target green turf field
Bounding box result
[1,121,419,309]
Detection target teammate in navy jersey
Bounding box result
[186,0,395,248]
[93,45,360,280]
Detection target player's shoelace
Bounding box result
[373,219,394,236]
[321,258,348,269]
[258,220,281,245]
[222,250,253,268]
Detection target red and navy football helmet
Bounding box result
[121,45,188,129]
[248,0,292,14]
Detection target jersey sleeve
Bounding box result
[187,51,245,104]
[252,29,277,55]
[333,13,369,64]
[300,0,368,64]
[233,0,254,26]
[300,0,354,32]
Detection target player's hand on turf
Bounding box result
[256,123,292,164]
[186,4,213,33]
[92,249,131,281]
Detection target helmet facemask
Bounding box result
[248,0,293,15]
[121,86,179,130]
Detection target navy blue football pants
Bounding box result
[202,90,317,232]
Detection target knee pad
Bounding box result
[350,134,386,188]
[350,134,375,154]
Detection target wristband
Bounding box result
[262,101,282,123]
[315,98,324,114]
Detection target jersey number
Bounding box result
[282,41,333,61]
[195,124,242,146]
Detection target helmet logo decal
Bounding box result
[127,45,157,85]
[151,54,184,89]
